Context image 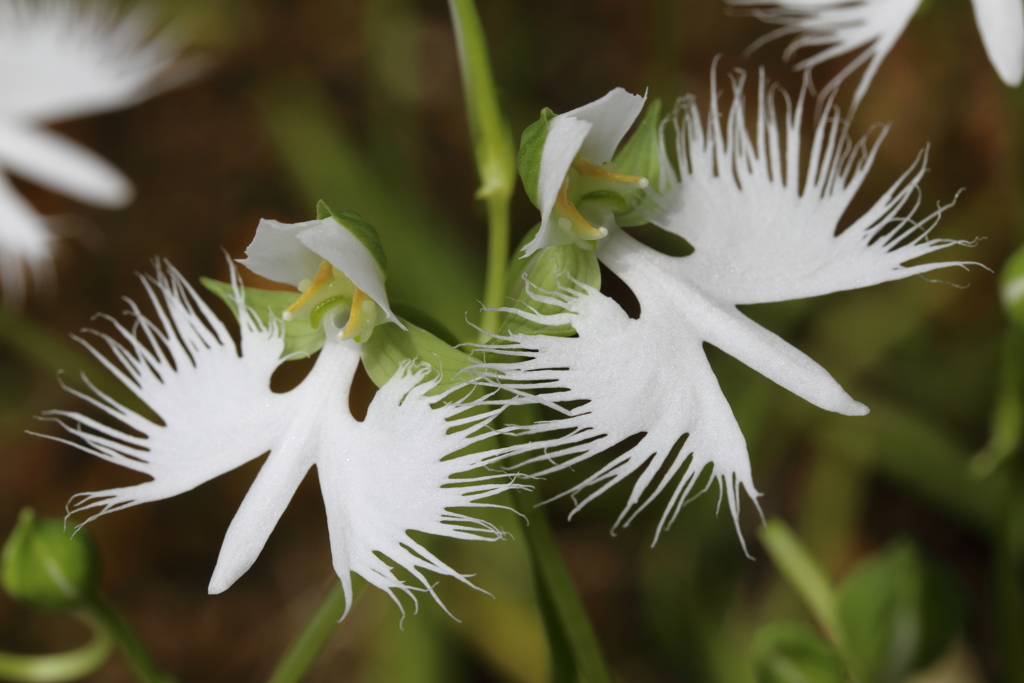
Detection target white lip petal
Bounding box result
[40,260,525,615]
[971,0,1024,85]
[0,121,133,208]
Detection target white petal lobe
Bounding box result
[971,0,1024,85]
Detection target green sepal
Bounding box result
[612,99,662,228]
[1000,241,1024,326]
[517,107,556,208]
[361,312,473,395]
[501,223,601,337]
[2,508,100,612]
[837,541,966,683]
[316,200,388,275]
[201,278,326,358]
[750,622,847,683]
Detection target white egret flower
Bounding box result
[730,0,1024,106]
[0,0,183,303]
[38,214,526,617]
[482,71,975,548]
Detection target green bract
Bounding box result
[1,508,99,612]
[316,200,388,276]
[1000,241,1024,325]
[838,542,965,683]
[361,308,473,395]
[517,107,555,208]
[201,278,326,358]
[501,223,601,337]
[751,622,846,683]
[612,99,662,228]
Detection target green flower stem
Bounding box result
[444,0,516,338]
[266,579,365,683]
[82,594,176,683]
[512,487,613,683]
[758,519,847,658]
[0,613,113,683]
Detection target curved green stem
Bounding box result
[0,613,113,683]
[266,579,365,683]
[83,595,176,683]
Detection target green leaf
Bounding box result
[360,314,473,393]
[516,108,556,208]
[751,622,847,683]
[971,325,1024,477]
[1000,242,1024,325]
[316,200,388,275]
[613,99,662,228]
[837,541,966,683]
[200,278,325,358]
[759,520,843,649]
[501,223,601,337]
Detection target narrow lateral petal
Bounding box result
[971,0,1024,85]
[0,120,132,208]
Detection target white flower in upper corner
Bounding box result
[729,0,1024,106]
[518,88,649,256]
[37,213,525,618]
[0,0,185,303]
[480,70,976,548]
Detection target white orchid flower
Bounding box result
[38,215,526,618]
[481,71,975,548]
[730,0,1024,106]
[0,0,183,303]
[518,88,649,256]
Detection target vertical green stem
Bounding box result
[83,594,176,683]
[444,0,516,337]
[266,579,364,683]
[513,487,614,683]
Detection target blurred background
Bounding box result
[0,0,1021,680]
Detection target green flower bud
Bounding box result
[1,508,99,612]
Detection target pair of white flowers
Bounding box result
[41,62,972,615]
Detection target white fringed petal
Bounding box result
[522,88,646,256]
[39,261,523,616]
[0,0,180,122]
[971,0,1024,85]
[646,70,975,305]
[729,0,919,107]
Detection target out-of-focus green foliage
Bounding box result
[751,622,846,683]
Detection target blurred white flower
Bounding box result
[0,0,183,303]
[481,71,975,547]
[730,0,1024,106]
[39,216,526,616]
